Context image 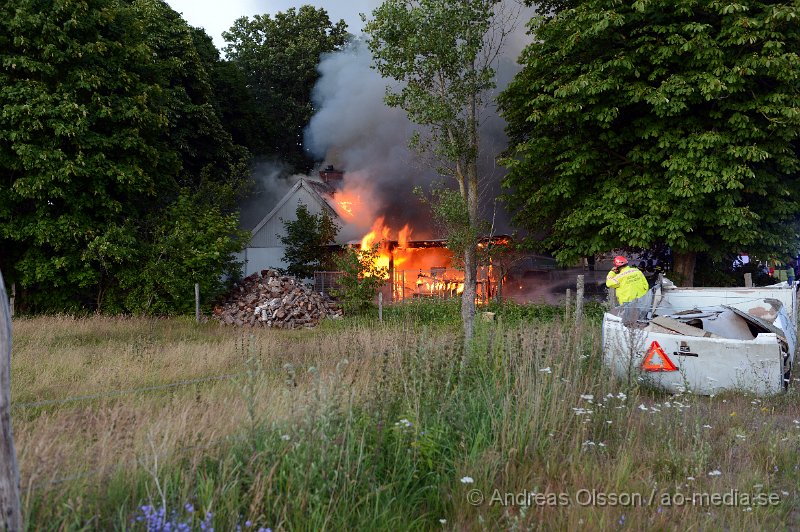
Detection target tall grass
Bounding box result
[10,308,800,530]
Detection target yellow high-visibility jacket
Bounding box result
[606,266,649,304]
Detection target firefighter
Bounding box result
[606,255,649,304]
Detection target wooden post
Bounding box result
[744,273,753,288]
[608,287,617,308]
[565,288,571,321]
[378,292,383,323]
[195,283,200,323]
[0,272,22,531]
[576,275,584,324]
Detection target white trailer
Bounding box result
[602,280,797,395]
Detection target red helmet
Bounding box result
[613,255,628,267]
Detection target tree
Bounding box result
[0,0,179,310]
[223,7,350,171]
[500,1,800,286]
[365,0,513,339]
[0,0,251,312]
[279,204,340,279]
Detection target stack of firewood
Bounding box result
[213,270,343,328]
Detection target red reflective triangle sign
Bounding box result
[642,341,678,372]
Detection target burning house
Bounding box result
[236,171,342,276]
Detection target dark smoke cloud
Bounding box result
[302,2,538,241]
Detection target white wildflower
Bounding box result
[281,434,291,441]
[580,394,594,402]
[708,470,722,477]
[539,367,552,373]
[460,476,474,484]
[638,404,648,411]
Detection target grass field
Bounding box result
[9,302,800,530]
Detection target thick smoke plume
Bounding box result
[304,2,537,242]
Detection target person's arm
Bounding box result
[606,270,620,289]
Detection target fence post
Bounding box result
[195,283,200,323]
[576,275,584,324]
[608,288,617,308]
[378,292,383,323]
[744,273,753,288]
[565,288,571,321]
[0,272,22,531]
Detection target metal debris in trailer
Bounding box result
[602,279,797,396]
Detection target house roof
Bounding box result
[249,178,339,238]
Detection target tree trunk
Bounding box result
[461,243,477,342]
[673,251,697,287]
[0,271,21,531]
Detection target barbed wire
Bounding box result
[27,430,249,491]
[12,371,263,410]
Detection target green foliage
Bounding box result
[332,245,388,314]
[279,204,340,279]
[0,0,251,313]
[414,185,486,269]
[223,7,350,171]
[500,0,800,265]
[118,191,248,314]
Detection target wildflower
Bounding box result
[606,420,613,425]
[736,434,746,440]
[687,476,695,481]
[782,491,789,496]
[395,419,413,429]
[708,470,722,477]
[539,367,552,373]
[702,425,712,429]
[618,514,625,526]
[245,521,252,528]
[638,404,648,411]
[580,394,594,402]
[460,476,474,484]
[281,434,291,441]
[730,411,737,417]
[185,503,194,513]
[439,519,447,524]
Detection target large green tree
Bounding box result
[500,0,800,286]
[0,0,249,312]
[366,0,513,339]
[223,6,349,171]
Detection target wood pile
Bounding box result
[213,270,343,328]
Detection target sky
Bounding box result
[165,0,380,51]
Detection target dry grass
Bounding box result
[9,312,800,530]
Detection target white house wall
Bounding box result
[249,187,324,248]
[235,248,288,277]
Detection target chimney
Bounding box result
[319,165,344,186]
